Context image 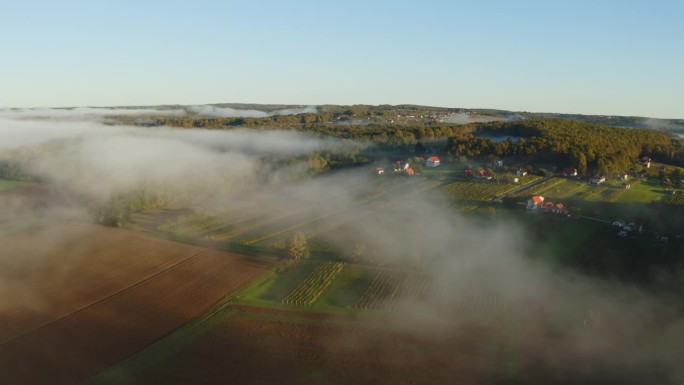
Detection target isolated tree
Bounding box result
[503,172,517,184]
[288,231,309,261]
[350,242,367,261]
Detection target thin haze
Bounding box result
[1,1,683,118]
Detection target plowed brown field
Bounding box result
[0,222,270,385]
[126,305,503,385]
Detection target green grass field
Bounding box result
[0,179,23,192]
[618,179,670,203]
[233,259,378,313]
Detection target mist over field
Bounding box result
[0,104,318,121]
[1,110,683,384]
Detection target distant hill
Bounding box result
[4,103,682,135]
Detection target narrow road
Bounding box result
[580,215,613,224]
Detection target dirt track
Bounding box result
[0,222,270,385]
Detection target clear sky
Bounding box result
[1,0,682,118]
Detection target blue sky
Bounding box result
[1,0,682,118]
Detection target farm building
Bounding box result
[527,195,569,215]
[463,169,473,178]
[589,176,606,186]
[476,170,493,180]
[562,168,578,177]
[639,156,652,168]
[394,161,409,172]
[516,169,528,177]
[553,203,569,215]
[375,167,385,175]
[406,167,415,176]
[425,156,440,167]
[527,195,545,210]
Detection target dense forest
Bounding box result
[446,119,682,174]
[126,114,684,174]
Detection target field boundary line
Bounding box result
[0,248,205,348]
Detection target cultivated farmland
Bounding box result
[356,269,431,309]
[665,192,684,205]
[283,261,347,305]
[0,222,271,385]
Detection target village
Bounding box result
[368,150,683,250]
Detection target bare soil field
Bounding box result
[0,222,271,385]
[98,304,671,385]
[115,305,513,385]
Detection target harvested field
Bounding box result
[0,222,271,385]
[103,305,504,385]
[91,304,674,385]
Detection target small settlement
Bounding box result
[526,195,570,216]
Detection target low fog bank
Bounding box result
[0,117,342,205]
[0,113,682,383]
[0,104,318,122]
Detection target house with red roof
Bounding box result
[543,201,555,212]
[562,168,578,177]
[527,195,545,210]
[553,203,569,215]
[476,170,493,180]
[425,156,441,167]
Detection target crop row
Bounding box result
[356,270,432,310]
[355,270,404,309]
[157,210,221,237]
[575,184,604,200]
[456,204,480,213]
[665,192,684,205]
[282,261,346,306]
[442,181,517,202]
[450,289,509,314]
[514,177,567,197]
[268,181,445,250]
[601,188,626,202]
[237,183,395,246]
[392,273,431,303]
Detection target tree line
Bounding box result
[446,119,679,175]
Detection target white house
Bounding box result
[589,176,606,186]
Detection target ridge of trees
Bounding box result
[446,119,680,174]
